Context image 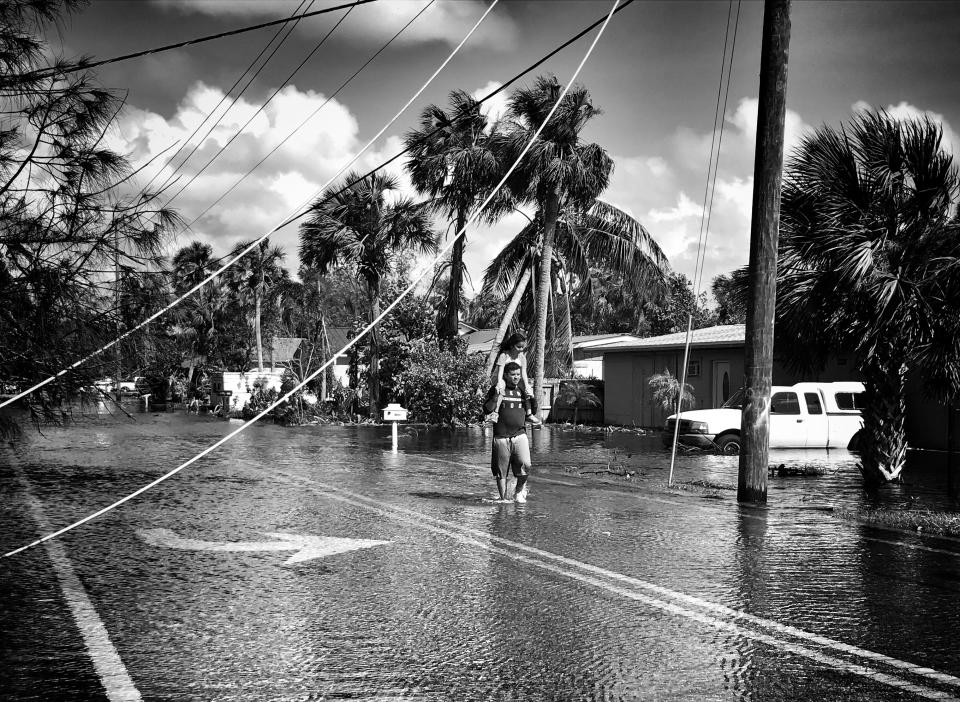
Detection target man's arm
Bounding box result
[482,386,501,414]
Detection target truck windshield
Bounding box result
[721,388,745,409]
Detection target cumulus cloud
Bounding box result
[107,82,414,274]
[152,0,518,51]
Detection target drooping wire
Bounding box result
[182,0,436,230]
[0,0,493,410]
[668,0,741,488]
[693,0,742,299]
[2,0,622,560]
[162,1,363,207]
[0,0,638,409]
[4,0,378,85]
[139,0,315,199]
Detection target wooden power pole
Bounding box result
[738,0,792,504]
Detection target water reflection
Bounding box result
[5,413,960,700]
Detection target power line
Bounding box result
[2,0,622,560]
[195,0,637,269]
[694,0,741,298]
[275,0,638,231]
[184,0,436,230]
[139,0,314,198]
[4,0,378,86]
[0,0,494,410]
[162,1,359,207]
[2,0,640,408]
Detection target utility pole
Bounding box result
[115,228,122,404]
[738,0,791,504]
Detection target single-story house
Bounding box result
[602,324,960,452]
[264,330,353,390]
[461,329,645,380]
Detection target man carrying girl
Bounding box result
[482,361,538,503]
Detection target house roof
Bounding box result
[266,337,303,363]
[604,324,746,353]
[325,326,351,356]
[572,333,647,348]
[462,330,649,355]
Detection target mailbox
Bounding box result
[382,403,408,421]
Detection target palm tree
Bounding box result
[554,380,601,426]
[225,239,288,370]
[170,241,219,381]
[404,90,509,344]
[496,76,615,402]
[299,171,437,416]
[739,110,960,484]
[648,369,695,412]
[481,199,668,377]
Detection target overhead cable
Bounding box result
[183,0,435,229]
[139,0,314,198]
[0,0,491,410]
[2,0,622,559]
[161,1,361,207]
[668,0,742,488]
[4,0,378,85]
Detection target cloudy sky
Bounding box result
[55,0,960,302]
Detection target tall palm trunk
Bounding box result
[533,189,561,406]
[443,210,467,344]
[254,288,263,371]
[561,269,574,376]
[856,351,909,484]
[367,282,382,417]
[485,258,534,378]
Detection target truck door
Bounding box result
[802,391,828,448]
[769,391,807,447]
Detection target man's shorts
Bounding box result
[490,433,531,479]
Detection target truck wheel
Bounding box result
[715,434,742,455]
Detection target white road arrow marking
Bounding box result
[137,528,390,564]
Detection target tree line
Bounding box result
[6,1,959,488]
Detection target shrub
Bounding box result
[392,337,487,425]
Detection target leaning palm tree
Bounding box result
[481,199,668,377]
[404,90,509,344]
[299,171,436,416]
[495,76,614,402]
[736,110,960,484]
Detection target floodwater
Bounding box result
[3,404,960,701]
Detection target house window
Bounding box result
[687,359,701,377]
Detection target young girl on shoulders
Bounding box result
[489,331,541,425]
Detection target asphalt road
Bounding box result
[3,413,960,701]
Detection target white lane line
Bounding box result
[416,454,960,558]
[276,470,960,700]
[12,464,142,702]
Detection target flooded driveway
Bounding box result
[3,409,960,701]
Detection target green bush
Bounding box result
[391,337,487,425]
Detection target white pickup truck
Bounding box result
[664,381,865,454]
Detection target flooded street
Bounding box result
[3,409,960,701]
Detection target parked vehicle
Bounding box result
[664,382,865,454]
